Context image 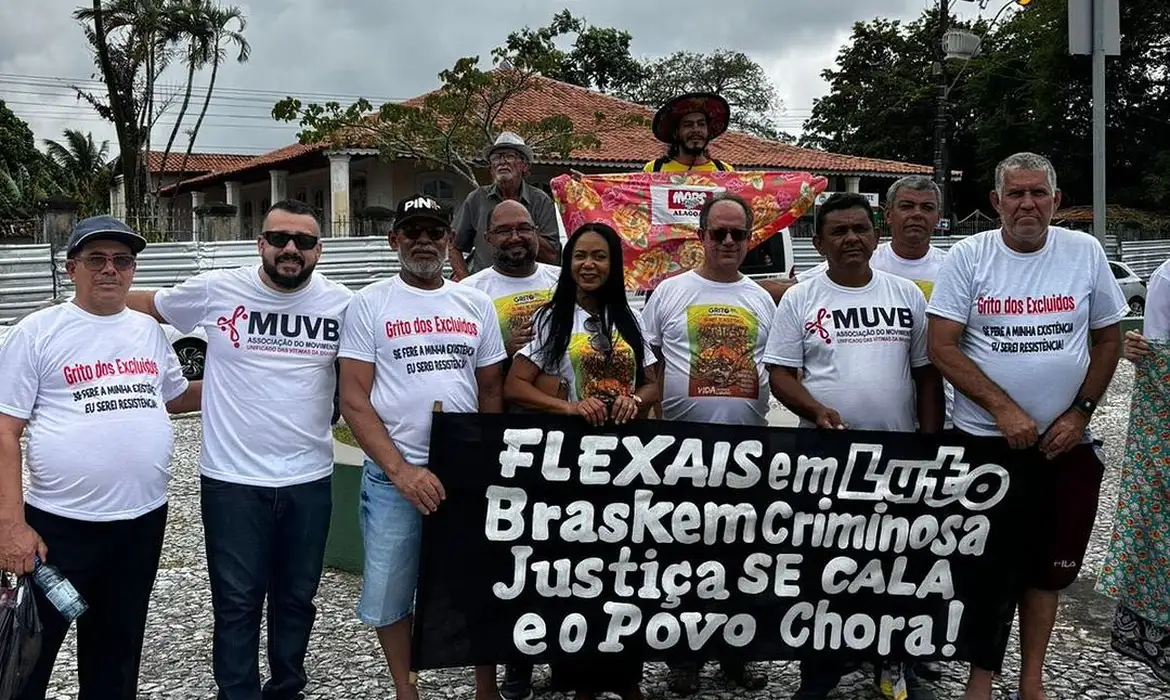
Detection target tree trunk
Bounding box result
[176,50,219,188]
[90,0,141,222]
[158,51,197,195]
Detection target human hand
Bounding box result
[813,406,846,430]
[569,169,585,181]
[1039,409,1089,460]
[390,464,446,515]
[506,322,534,357]
[0,518,47,575]
[993,403,1039,449]
[1123,330,1150,363]
[569,397,608,427]
[610,395,640,425]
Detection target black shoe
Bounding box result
[501,664,534,700]
[914,661,943,681]
[720,660,766,690]
[666,666,700,696]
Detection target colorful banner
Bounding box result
[409,413,1044,670]
[549,171,829,292]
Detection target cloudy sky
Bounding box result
[1,0,990,158]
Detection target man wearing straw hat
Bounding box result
[644,92,735,173]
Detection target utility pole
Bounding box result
[933,0,951,220]
[1091,0,1107,249]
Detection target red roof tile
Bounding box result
[146,150,257,174]
[167,72,938,193]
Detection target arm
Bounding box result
[166,380,203,414]
[535,237,560,265]
[1038,323,1122,458]
[447,246,471,282]
[912,365,944,434]
[532,195,563,265]
[339,358,411,479]
[0,414,46,575]
[504,354,576,415]
[767,365,844,428]
[650,345,665,418]
[126,289,166,322]
[477,361,505,414]
[450,193,478,281]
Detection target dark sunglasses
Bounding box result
[75,254,136,271]
[585,315,612,354]
[705,227,750,243]
[399,226,448,242]
[263,230,319,250]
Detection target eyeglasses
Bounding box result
[74,254,136,271]
[489,152,523,165]
[585,315,612,354]
[399,226,448,241]
[489,224,536,239]
[705,227,750,243]
[263,230,319,250]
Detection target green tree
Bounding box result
[500,10,645,94]
[619,50,794,142]
[273,51,646,189]
[43,129,111,217]
[0,100,61,219]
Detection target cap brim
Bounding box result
[395,212,450,229]
[70,230,147,255]
[652,92,731,143]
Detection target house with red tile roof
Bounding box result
[140,75,950,239]
[108,150,258,220]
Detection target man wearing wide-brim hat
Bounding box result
[643,92,735,173]
[449,131,562,280]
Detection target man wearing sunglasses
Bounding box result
[126,199,354,700]
[641,193,773,696]
[338,193,506,700]
[449,132,562,280]
[0,215,202,700]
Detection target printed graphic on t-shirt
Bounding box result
[215,305,342,356]
[804,305,915,346]
[568,332,636,403]
[493,290,552,345]
[913,280,934,300]
[685,304,759,399]
[975,293,1078,354]
[384,313,481,377]
[62,357,166,415]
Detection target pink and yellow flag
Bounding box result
[550,171,828,292]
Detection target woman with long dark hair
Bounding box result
[503,222,658,700]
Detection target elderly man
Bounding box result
[927,152,1127,700]
[450,132,562,279]
[644,92,734,172]
[642,192,772,696]
[126,199,353,700]
[0,216,201,700]
[763,193,942,700]
[339,193,506,700]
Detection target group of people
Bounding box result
[0,88,1163,700]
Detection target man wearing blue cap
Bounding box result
[0,215,202,700]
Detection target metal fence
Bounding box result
[1118,238,1170,279]
[0,245,57,324]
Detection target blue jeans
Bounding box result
[355,459,422,627]
[200,474,332,700]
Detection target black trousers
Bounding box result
[17,503,168,700]
[200,474,332,700]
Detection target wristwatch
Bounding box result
[1072,396,1097,417]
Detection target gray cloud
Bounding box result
[0,0,990,157]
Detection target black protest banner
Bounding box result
[411,414,1041,670]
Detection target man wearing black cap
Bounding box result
[339,194,507,700]
[644,92,735,173]
[0,215,202,700]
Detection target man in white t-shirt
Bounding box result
[642,192,772,695]
[126,199,353,700]
[0,216,200,700]
[338,193,506,700]
[926,152,1127,700]
[763,193,943,700]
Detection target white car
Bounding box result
[1109,261,1147,316]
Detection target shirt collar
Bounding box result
[487,180,531,204]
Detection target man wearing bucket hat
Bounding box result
[0,215,201,700]
[449,131,562,280]
[644,92,735,173]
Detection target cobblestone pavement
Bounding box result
[30,362,1170,699]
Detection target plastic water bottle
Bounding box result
[32,556,87,621]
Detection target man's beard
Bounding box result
[680,141,706,157]
[402,244,447,279]
[263,253,314,289]
[495,243,535,272]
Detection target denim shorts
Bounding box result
[356,459,421,628]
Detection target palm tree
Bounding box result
[174,2,250,186]
[43,130,111,216]
[156,0,216,193]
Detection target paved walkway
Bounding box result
[30,362,1170,699]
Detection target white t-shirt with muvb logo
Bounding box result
[762,269,930,432]
[0,303,189,521]
[154,264,354,487]
[926,227,1128,436]
[338,276,507,467]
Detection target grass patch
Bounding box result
[333,423,360,448]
